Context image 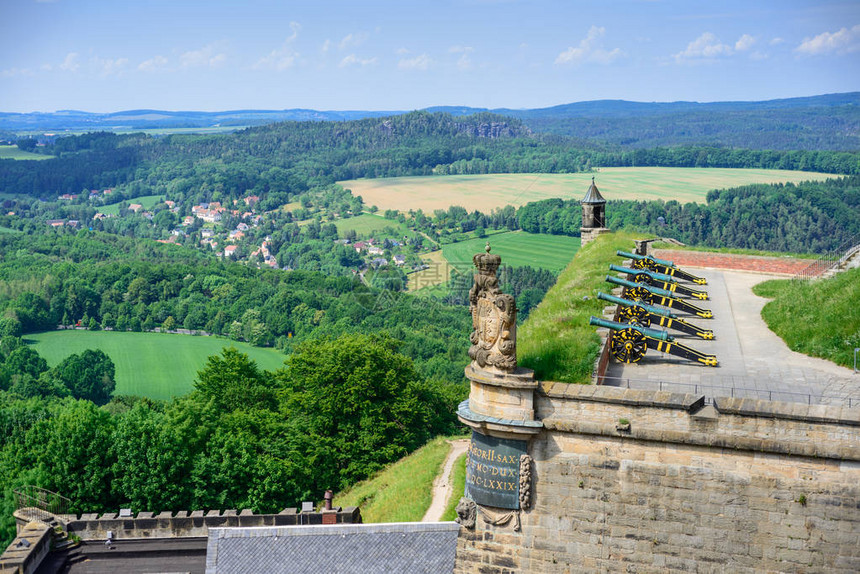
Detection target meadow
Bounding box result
[339,167,838,213]
[0,145,53,160]
[97,194,165,215]
[333,213,411,237]
[441,231,580,274]
[27,330,287,400]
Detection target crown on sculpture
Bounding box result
[472,242,501,276]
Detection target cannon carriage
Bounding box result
[616,250,707,285]
[608,264,710,300]
[590,316,718,367]
[605,275,714,319]
[596,292,714,340]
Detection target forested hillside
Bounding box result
[516,175,860,253]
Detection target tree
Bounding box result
[194,347,276,412]
[5,347,48,379]
[53,349,116,405]
[0,317,22,338]
[280,333,434,489]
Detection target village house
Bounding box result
[128,203,143,213]
[223,245,238,258]
[393,254,406,266]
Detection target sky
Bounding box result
[1,0,859,113]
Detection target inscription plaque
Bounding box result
[465,431,526,510]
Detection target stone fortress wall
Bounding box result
[454,383,860,573]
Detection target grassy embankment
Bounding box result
[753,267,860,369]
[339,168,838,213]
[28,331,287,400]
[333,437,454,522]
[517,231,639,384]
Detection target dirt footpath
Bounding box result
[422,439,469,522]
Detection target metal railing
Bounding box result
[794,234,860,281]
[13,486,71,523]
[595,374,858,407]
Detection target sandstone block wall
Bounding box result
[455,385,860,573]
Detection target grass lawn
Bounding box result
[0,145,53,160]
[333,436,453,522]
[98,194,164,215]
[753,267,860,369]
[333,213,410,237]
[339,168,839,213]
[27,330,287,400]
[442,230,580,274]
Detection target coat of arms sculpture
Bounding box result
[468,243,517,372]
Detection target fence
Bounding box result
[13,486,71,523]
[794,234,860,281]
[595,374,859,408]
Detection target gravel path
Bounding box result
[422,439,469,522]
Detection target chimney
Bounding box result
[324,489,333,511]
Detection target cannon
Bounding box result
[609,264,709,300]
[597,292,715,340]
[616,250,707,285]
[605,275,714,319]
[590,316,718,367]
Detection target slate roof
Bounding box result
[205,522,460,574]
[581,177,606,204]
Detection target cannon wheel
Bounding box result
[623,286,652,304]
[610,328,647,363]
[618,305,651,327]
[632,272,653,285]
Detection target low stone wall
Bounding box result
[65,507,361,541]
[455,384,860,573]
[0,521,52,574]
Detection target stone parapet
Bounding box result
[64,507,361,541]
[0,521,52,574]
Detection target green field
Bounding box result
[441,231,580,273]
[339,167,839,213]
[333,213,411,237]
[27,330,287,400]
[98,194,165,215]
[0,145,53,160]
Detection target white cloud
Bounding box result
[674,32,733,62]
[1,67,34,77]
[138,55,169,72]
[287,21,301,42]
[339,54,378,67]
[735,34,756,52]
[770,37,785,46]
[449,45,474,70]
[398,53,432,70]
[796,25,860,55]
[180,45,227,68]
[59,52,80,72]
[93,56,128,76]
[339,32,368,50]
[555,26,623,66]
[321,39,331,53]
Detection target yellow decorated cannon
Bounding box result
[605,275,714,319]
[609,264,709,300]
[590,316,718,367]
[616,250,707,285]
[597,292,714,340]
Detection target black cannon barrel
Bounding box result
[616,250,674,267]
[589,315,671,341]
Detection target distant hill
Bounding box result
[3,93,858,150]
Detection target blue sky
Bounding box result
[1,0,858,112]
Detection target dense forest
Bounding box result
[516,176,860,253]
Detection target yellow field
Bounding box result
[407,250,449,291]
[339,168,838,213]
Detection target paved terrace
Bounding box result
[603,255,859,407]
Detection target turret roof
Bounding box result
[581,177,606,204]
